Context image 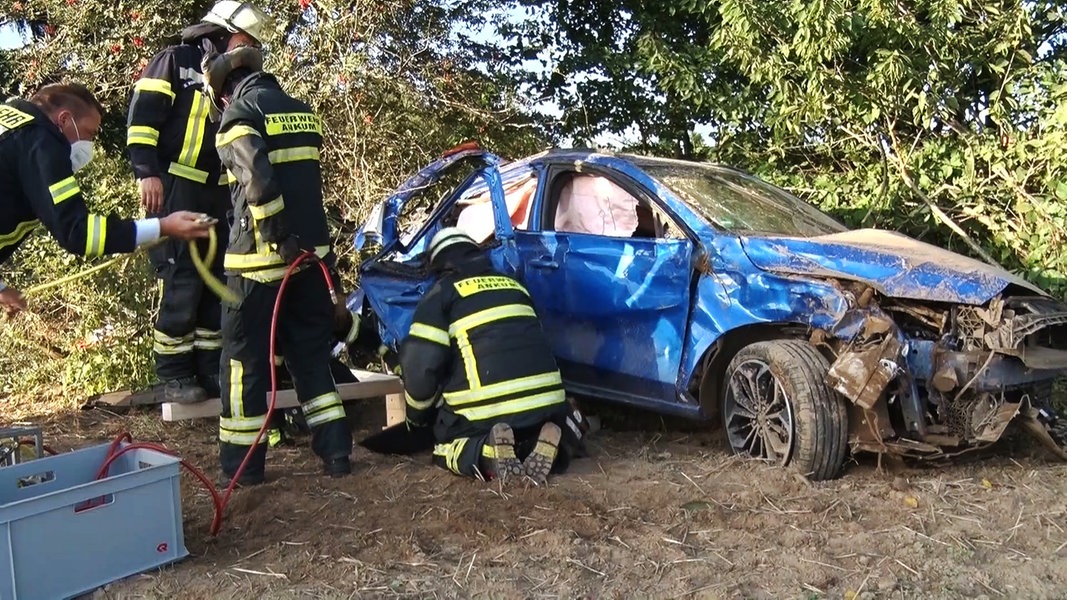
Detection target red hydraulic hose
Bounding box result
[93,251,336,536]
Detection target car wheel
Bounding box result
[721,340,848,480]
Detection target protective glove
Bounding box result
[275,235,305,266]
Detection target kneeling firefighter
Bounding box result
[202,45,352,485]
[400,227,589,485]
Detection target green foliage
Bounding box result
[509,0,1067,295]
[0,0,545,402]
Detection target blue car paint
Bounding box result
[739,230,1043,305]
[513,230,694,408]
[350,149,1056,424]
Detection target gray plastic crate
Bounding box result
[0,442,188,599]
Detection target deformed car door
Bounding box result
[356,147,513,352]
[515,165,695,408]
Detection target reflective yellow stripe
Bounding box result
[0,220,39,250]
[193,339,222,350]
[448,304,537,336]
[443,371,563,406]
[405,391,435,411]
[408,323,449,346]
[249,196,285,220]
[48,176,79,205]
[220,414,267,432]
[126,125,160,146]
[268,146,320,164]
[229,359,245,418]
[305,406,346,427]
[264,112,321,136]
[302,391,341,414]
[481,444,496,459]
[194,328,221,339]
[168,162,209,184]
[453,390,566,421]
[456,329,481,388]
[134,77,175,100]
[85,215,107,257]
[224,245,331,280]
[178,91,209,167]
[454,276,528,298]
[219,171,235,186]
[216,124,261,147]
[153,330,194,354]
[218,429,266,445]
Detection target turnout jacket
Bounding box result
[127,43,227,186]
[0,99,136,266]
[215,73,333,282]
[400,253,568,441]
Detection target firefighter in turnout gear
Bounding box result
[0,83,214,317]
[203,45,352,486]
[127,1,272,404]
[400,228,589,486]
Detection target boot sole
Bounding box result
[523,422,561,486]
[487,423,522,484]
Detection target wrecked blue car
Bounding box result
[348,147,1067,479]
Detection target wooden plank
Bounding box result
[82,388,160,410]
[161,369,403,421]
[384,393,406,429]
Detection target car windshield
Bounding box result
[641,163,847,236]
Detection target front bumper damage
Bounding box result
[816,293,1067,459]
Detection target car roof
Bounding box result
[517,147,757,179]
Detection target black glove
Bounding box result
[275,236,304,266]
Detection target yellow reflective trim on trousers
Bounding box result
[302,391,341,414]
[304,406,346,427]
[126,125,160,147]
[219,170,235,186]
[49,176,79,205]
[453,390,566,422]
[216,124,261,148]
[220,414,267,432]
[154,330,193,344]
[153,342,193,355]
[268,146,320,164]
[85,215,107,257]
[443,371,563,406]
[218,430,266,445]
[447,304,537,337]
[0,220,39,251]
[454,276,529,298]
[408,322,449,346]
[168,162,209,184]
[229,359,245,418]
[133,77,175,100]
[193,339,222,350]
[194,328,221,339]
[249,196,285,220]
[405,390,434,411]
[178,91,209,166]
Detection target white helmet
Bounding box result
[428,227,477,263]
[202,1,272,45]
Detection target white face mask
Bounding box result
[65,116,95,172]
[70,140,95,173]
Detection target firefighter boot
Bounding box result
[162,376,207,404]
[522,422,561,487]
[486,422,523,484]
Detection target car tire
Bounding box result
[721,340,848,480]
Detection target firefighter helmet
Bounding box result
[428,227,478,263]
[202,1,272,45]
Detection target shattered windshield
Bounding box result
[641,163,847,236]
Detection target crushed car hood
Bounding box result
[739,229,1044,305]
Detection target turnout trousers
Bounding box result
[218,269,352,479]
[149,173,229,387]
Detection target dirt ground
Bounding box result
[19,397,1067,600]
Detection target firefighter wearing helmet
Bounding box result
[126,2,271,405]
